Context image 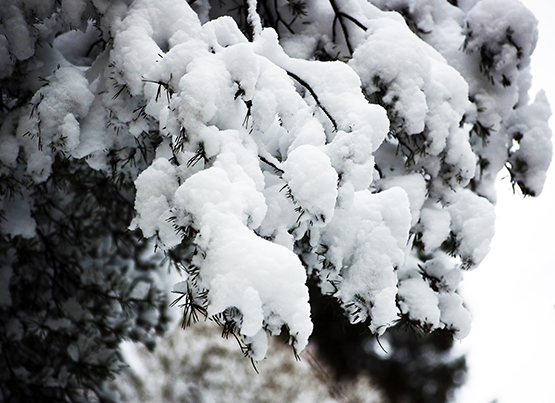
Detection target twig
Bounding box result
[274,0,295,34]
[329,0,367,56]
[259,156,284,174]
[286,71,338,131]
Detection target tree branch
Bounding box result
[286,71,338,131]
[274,0,295,34]
[259,155,284,174]
[329,0,368,56]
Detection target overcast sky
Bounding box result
[456,1,555,402]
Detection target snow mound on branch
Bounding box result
[379,173,427,227]
[173,154,266,234]
[132,158,181,248]
[322,187,412,335]
[254,29,390,191]
[438,292,472,339]
[506,90,552,196]
[111,0,202,95]
[283,145,338,225]
[464,0,538,84]
[174,158,310,357]
[119,1,394,358]
[202,218,312,359]
[398,276,441,329]
[15,67,94,182]
[447,189,496,268]
[418,205,452,253]
[348,6,476,192]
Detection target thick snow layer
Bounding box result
[132,158,182,248]
[448,189,496,268]
[322,187,412,334]
[3,5,34,61]
[398,276,441,328]
[111,0,202,95]
[422,254,463,293]
[379,173,427,227]
[464,0,538,82]
[173,159,266,234]
[438,292,472,339]
[1,0,551,364]
[346,5,477,198]
[418,205,452,253]
[201,217,312,355]
[119,2,404,356]
[282,145,338,225]
[8,67,95,181]
[254,29,390,190]
[506,90,552,196]
[96,0,485,345]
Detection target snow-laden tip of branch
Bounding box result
[247,0,263,39]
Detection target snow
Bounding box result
[246,0,263,38]
[122,2,410,357]
[61,114,81,152]
[73,100,111,162]
[447,189,496,268]
[322,187,412,334]
[3,5,34,61]
[111,0,202,95]
[350,21,430,135]
[7,66,97,178]
[398,276,441,329]
[418,205,452,252]
[506,90,552,196]
[201,217,312,355]
[439,292,472,339]
[61,0,87,28]
[282,145,338,224]
[464,0,538,82]
[254,28,390,190]
[169,144,310,354]
[379,173,427,226]
[132,158,182,248]
[425,254,462,290]
[1,0,551,369]
[113,0,484,351]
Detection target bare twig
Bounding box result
[329,0,368,56]
[259,156,285,174]
[286,71,338,131]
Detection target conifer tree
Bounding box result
[0,0,551,400]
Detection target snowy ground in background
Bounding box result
[456,1,555,401]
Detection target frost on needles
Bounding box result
[0,0,552,399]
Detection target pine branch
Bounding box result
[329,0,367,56]
[274,0,295,34]
[286,71,338,131]
[259,155,284,174]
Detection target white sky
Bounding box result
[456,1,555,402]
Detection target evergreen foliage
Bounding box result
[0,0,551,400]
